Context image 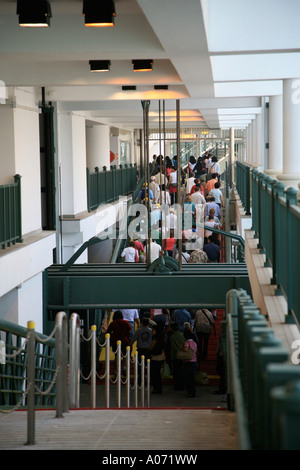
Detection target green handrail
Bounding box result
[0,318,56,408]
[225,288,300,450]
[0,174,23,249]
[249,169,300,325]
[87,164,138,212]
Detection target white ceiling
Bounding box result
[0,0,299,131]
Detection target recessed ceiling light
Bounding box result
[89,60,111,72]
[132,60,153,72]
[83,0,116,27]
[17,0,52,27]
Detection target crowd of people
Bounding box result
[121,152,223,265]
[102,306,226,398]
[115,152,226,397]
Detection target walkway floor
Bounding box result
[0,383,238,451]
[0,408,238,451]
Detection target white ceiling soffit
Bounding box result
[1,0,299,130]
[201,0,300,127]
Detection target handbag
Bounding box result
[176,347,193,361]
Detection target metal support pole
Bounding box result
[134,351,138,407]
[117,341,121,408]
[26,321,36,445]
[141,355,145,408]
[91,325,97,408]
[142,100,151,267]
[176,99,182,269]
[105,333,110,408]
[159,100,162,205]
[126,346,130,408]
[69,313,80,408]
[55,311,68,418]
[147,359,151,408]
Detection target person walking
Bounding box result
[180,329,198,397]
[194,309,216,361]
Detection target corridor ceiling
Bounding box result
[0,0,300,131]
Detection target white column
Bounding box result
[251,118,256,166]
[265,95,283,178]
[255,113,263,170]
[277,78,300,189]
[86,123,110,171]
[57,111,87,216]
[246,123,252,165]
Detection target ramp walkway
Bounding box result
[0,407,238,450]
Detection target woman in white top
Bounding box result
[121,241,139,262]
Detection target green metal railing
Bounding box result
[0,318,56,408]
[250,169,300,326]
[86,164,138,212]
[235,161,251,215]
[0,174,23,249]
[225,288,300,450]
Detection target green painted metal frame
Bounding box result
[0,318,56,408]
[44,261,251,312]
[0,174,23,249]
[250,168,300,325]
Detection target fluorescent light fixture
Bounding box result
[122,86,136,91]
[83,0,116,27]
[132,60,153,72]
[17,0,52,27]
[89,60,111,72]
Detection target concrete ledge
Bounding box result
[0,230,56,297]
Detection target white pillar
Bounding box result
[251,119,256,166]
[277,79,300,189]
[255,113,263,170]
[57,111,87,216]
[246,123,252,165]
[86,123,110,171]
[265,95,283,178]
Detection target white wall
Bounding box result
[86,123,110,171]
[0,87,42,234]
[57,111,87,216]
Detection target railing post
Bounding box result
[116,340,121,408]
[91,325,97,409]
[271,182,285,288]
[285,186,298,323]
[147,359,150,407]
[14,174,23,243]
[69,313,80,408]
[105,333,110,408]
[141,355,145,408]
[126,346,130,408]
[26,321,36,445]
[134,351,138,407]
[55,311,68,418]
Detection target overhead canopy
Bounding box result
[1,0,298,130]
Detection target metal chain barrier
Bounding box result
[79,328,151,408]
[1,313,151,447]
[0,312,68,446]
